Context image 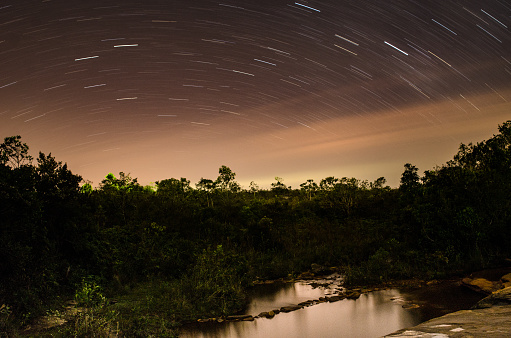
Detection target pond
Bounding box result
[180,275,484,338]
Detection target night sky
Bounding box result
[1,1,510,188]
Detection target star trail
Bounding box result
[1,0,510,187]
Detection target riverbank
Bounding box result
[384,289,511,337]
[181,269,489,337]
[12,267,509,337]
[384,270,511,337]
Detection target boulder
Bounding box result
[473,287,511,309]
[327,295,344,302]
[197,318,213,323]
[461,277,500,294]
[280,305,303,313]
[257,311,275,318]
[226,314,253,321]
[501,273,511,283]
[346,291,361,300]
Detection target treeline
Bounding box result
[1,121,510,333]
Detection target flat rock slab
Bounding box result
[384,305,511,337]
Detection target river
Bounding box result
[180,274,484,338]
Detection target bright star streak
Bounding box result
[74,55,99,61]
[481,9,507,28]
[335,34,359,46]
[476,24,502,43]
[384,41,408,55]
[431,19,457,35]
[294,2,320,12]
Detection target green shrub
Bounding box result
[74,276,107,308]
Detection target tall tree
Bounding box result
[196,178,216,207]
[300,179,318,201]
[215,165,240,192]
[271,176,288,193]
[0,135,33,169]
[400,163,420,190]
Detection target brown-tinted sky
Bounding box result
[1,0,510,188]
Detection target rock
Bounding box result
[327,295,343,302]
[461,277,500,294]
[346,291,361,300]
[473,286,511,309]
[385,305,511,337]
[311,263,331,275]
[402,303,420,309]
[242,316,255,321]
[280,305,303,313]
[197,318,214,323]
[226,314,253,321]
[501,273,511,283]
[258,310,275,318]
[297,271,314,279]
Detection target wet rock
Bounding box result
[501,273,511,283]
[257,310,275,318]
[346,291,361,300]
[226,314,253,321]
[242,316,255,321]
[297,271,314,279]
[385,306,511,337]
[197,318,213,323]
[327,295,344,302]
[473,286,511,309]
[401,303,420,309]
[461,277,500,294]
[280,305,303,313]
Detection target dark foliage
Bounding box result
[1,121,510,330]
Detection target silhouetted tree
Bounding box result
[0,135,33,168]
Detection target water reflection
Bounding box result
[243,281,334,315]
[181,286,421,338]
[180,276,486,338]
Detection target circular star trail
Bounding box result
[1,0,510,187]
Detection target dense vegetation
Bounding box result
[1,121,510,336]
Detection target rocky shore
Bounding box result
[197,270,364,324]
[384,271,511,337]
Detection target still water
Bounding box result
[180,277,483,338]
